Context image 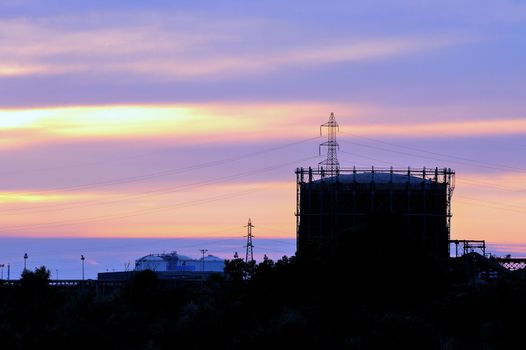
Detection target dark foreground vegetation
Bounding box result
[1,248,525,350]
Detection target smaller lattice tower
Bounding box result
[244,218,255,263]
[318,112,340,175]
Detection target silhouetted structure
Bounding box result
[245,218,255,263]
[318,112,340,175]
[450,239,486,257]
[296,166,455,258]
[135,252,224,272]
[297,114,455,260]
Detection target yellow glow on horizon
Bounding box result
[0,105,267,138]
[0,106,195,135]
[0,192,75,204]
[1,104,524,149]
[0,64,48,77]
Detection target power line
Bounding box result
[340,131,526,173]
[0,155,320,233]
[340,150,404,167]
[341,149,526,194]
[0,187,268,233]
[17,136,321,195]
[340,139,511,172]
[456,178,526,193]
[0,136,322,178]
[456,195,526,212]
[0,154,320,215]
[456,199,526,215]
[0,149,157,177]
[339,141,526,213]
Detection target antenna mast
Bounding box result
[318,112,340,175]
[245,218,255,263]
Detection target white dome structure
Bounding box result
[135,255,167,272]
[134,252,225,273]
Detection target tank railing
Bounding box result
[296,167,455,184]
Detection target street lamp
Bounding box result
[23,253,28,271]
[199,249,208,272]
[81,255,85,281]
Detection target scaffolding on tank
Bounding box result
[295,166,455,256]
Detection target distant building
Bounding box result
[135,252,225,273]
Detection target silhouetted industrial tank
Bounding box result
[296,167,455,258]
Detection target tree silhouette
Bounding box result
[20,266,51,289]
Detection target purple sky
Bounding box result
[0,0,524,254]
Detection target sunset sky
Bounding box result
[1,0,525,245]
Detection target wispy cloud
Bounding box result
[348,118,526,138]
[0,15,472,79]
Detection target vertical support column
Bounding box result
[406,167,412,238]
[333,177,339,242]
[371,166,375,211]
[319,179,324,245]
[296,168,301,253]
[446,168,454,256]
[389,167,393,213]
[422,167,428,254]
[352,167,357,228]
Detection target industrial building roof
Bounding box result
[136,253,223,262]
[203,255,223,261]
[137,255,165,262]
[313,173,434,184]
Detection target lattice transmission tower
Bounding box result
[318,112,340,175]
[245,218,255,263]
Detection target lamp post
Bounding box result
[0,264,4,280]
[81,255,85,281]
[199,249,208,272]
[23,253,28,271]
